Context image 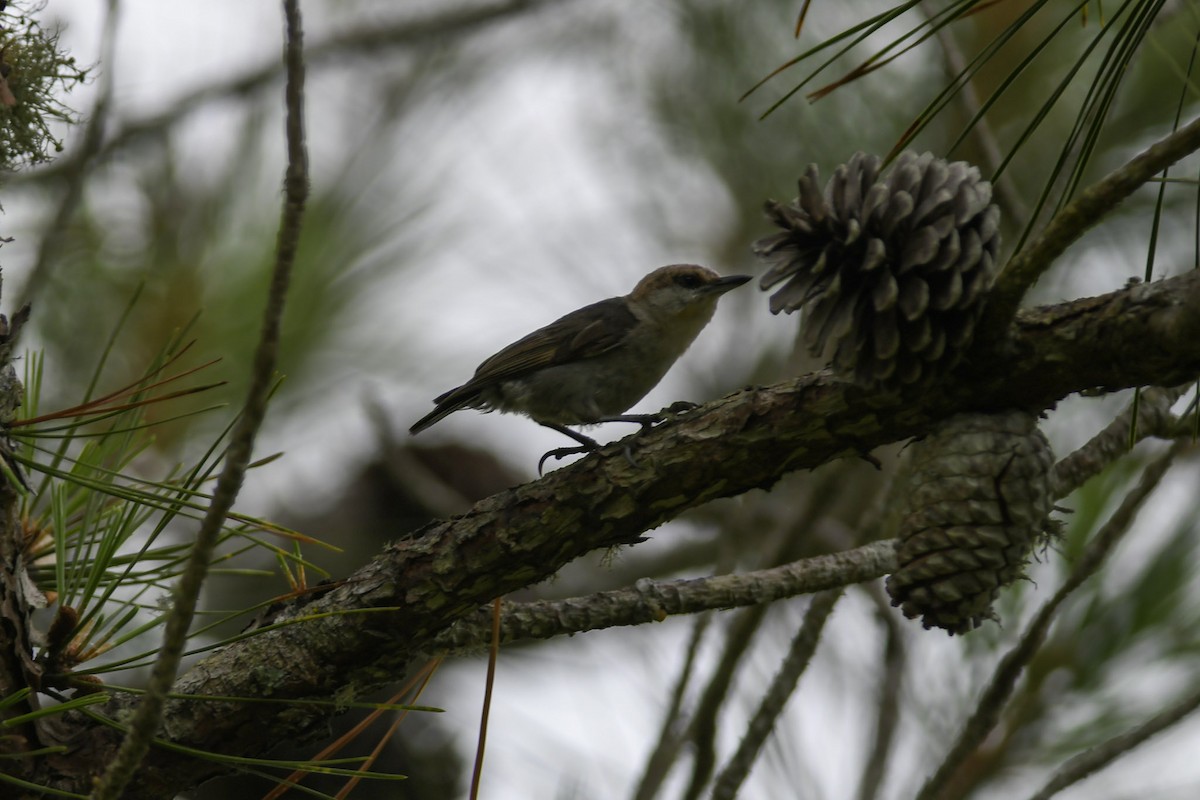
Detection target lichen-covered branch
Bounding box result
[14,0,576,190]
[434,541,896,653]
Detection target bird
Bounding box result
[410,264,751,470]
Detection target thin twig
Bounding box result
[674,466,884,800]
[631,508,772,800]
[630,529,743,800]
[679,504,816,800]
[982,114,1200,334]
[469,597,503,800]
[680,601,772,800]
[434,540,897,655]
[1026,681,1200,800]
[89,2,308,797]
[710,589,843,800]
[1051,385,1189,498]
[914,440,1189,800]
[630,609,714,800]
[855,584,906,800]
[701,482,893,800]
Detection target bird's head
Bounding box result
[627,264,751,324]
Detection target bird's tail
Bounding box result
[409,385,478,435]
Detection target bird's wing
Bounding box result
[470,297,637,382]
[422,298,638,419]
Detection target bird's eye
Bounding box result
[674,273,702,289]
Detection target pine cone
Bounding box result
[754,152,1000,388]
[884,411,1054,635]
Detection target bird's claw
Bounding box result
[663,400,699,415]
[538,445,595,475]
[537,441,643,475]
[622,443,640,468]
[638,401,699,430]
[536,402,704,474]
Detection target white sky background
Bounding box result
[9,2,1200,799]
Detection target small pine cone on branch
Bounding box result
[884,411,1055,635]
[754,151,1001,388]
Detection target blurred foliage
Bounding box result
[29,108,430,452]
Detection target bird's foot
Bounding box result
[586,402,701,468]
[536,404,703,474]
[661,400,699,416]
[538,443,597,475]
[599,401,698,433]
[537,422,602,474]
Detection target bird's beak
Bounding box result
[703,274,753,294]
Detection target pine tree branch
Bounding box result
[12,0,576,191]
[15,0,122,314]
[982,115,1200,333]
[34,267,1200,796]
[434,541,895,653]
[1051,384,1188,497]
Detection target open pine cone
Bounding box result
[754,152,1000,388]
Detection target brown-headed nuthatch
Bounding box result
[410,264,750,469]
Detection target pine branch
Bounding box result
[983,115,1200,333]
[435,541,895,653]
[1026,682,1200,800]
[34,266,1200,796]
[1051,384,1188,497]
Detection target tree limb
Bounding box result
[434,541,894,653]
[983,115,1200,332]
[35,267,1200,796]
[1051,384,1188,497]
